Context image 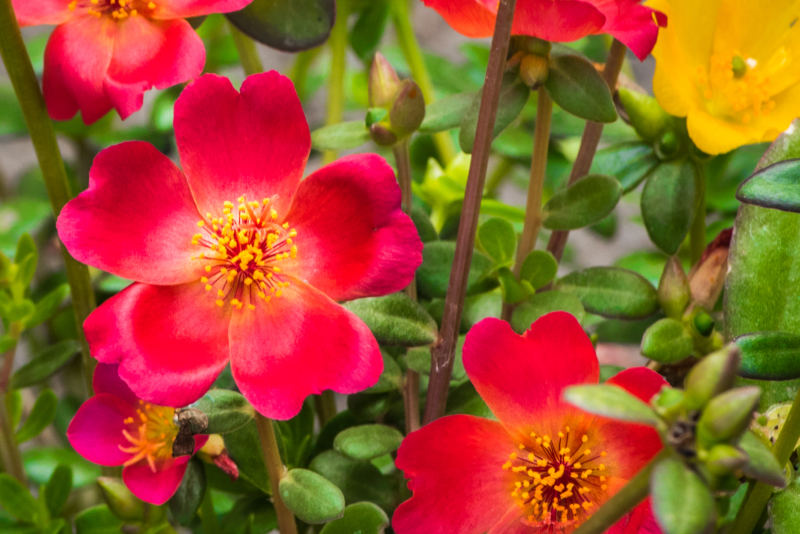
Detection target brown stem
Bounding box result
[422,0,517,426]
[546,39,627,263]
[255,413,298,534]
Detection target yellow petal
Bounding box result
[687,109,762,155]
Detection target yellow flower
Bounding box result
[650,0,800,154]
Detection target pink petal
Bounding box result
[11,0,73,26]
[93,363,139,406]
[152,0,254,19]
[420,0,496,38]
[513,0,606,42]
[104,17,205,120]
[605,367,668,404]
[609,500,663,534]
[85,282,232,408]
[174,72,310,218]
[229,279,382,420]
[591,0,667,60]
[284,154,423,302]
[67,394,137,466]
[57,141,205,285]
[123,456,189,505]
[393,415,517,534]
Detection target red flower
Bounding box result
[393,312,666,534]
[11,0,251,124]
[421,0,667,60]
[56,72,423,420]
[67,363,208,505]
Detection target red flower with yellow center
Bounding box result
[68,363,208,505]
[56,72,423,420]
[393,312,666,534]
[11,0,251,124]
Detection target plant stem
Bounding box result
[0,160,10,200]
[501,87,553,321]
[729,386,800,534]
[314,390,338,427]
[0,322,26,483]
[228,21,264,76]
[199,487,220,534]
[323,0,351,165]
[422,0,518,426]
[546,39,627,263]
[689,161,706,264]
[289,48,322,102]
[0,0,97,397]
[255,413,298,534]
[391,0,457,164]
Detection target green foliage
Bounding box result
[344,293,438,347]
[10,340,79,390]
[511,291,585,333]
[771,475,800,534]
[191,389,256,435]
[542,174,622,230]
[651,457,716,534]
[333,425,404,461]
[311,121,371,151]
[168,459,207,526]
[641,160,697,254]
[15,389,58,443]
[279,468,345,523]
[735,332,800,381]
[543,53,616,123]
[416,241,494,299]
[563,384,661,426]
[226,0,336,51]
[641,318,694,364]
[320,502,389,534]
[459,73,530,153]
[554,267,659,319]
[737,159,800,212]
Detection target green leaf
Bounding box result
[737,159,800,212]
[0,85,26,136]
[592,142,661,194]
[445,380,493,418]
[96,477,144,521]
[497,267,530,305]
[416,241,493,299]
[10,340,80,390]
[343,293,438,347]
[542,174,622,230]
[459,73,530,154]
[168,458,206,526]
[310,410,361,459]
[24,283,69,329]
[735,332,800,381]
[696,387,760,447]
[477,217,516,265]
[320,502,389,534]
[44,465,72,517]
[333,425,404,461]
[311,121,371,151]
[0,474,40,524]
[544,54,616,123]
[14,233,36,265]
[641,160,696,255]
[74,505,124,534]
[511,291,585,334]
[15,389,57,443]
[365,352,402,393]
[771,474,800,534]
[190,389,255,435]
[519,250,558,290]
[309,451,396,513]
[226,0,335,52]
[410,207,438,243]
[563,384,661,426]
[419,92,475,134]
[23,447,99,488]
[555,267,659,319]
[223,420,271,494]
[641,319,694,364]
[349,1,390,62]
[218,495,277,533]
[651,457,716,534]
[279,468,345,524]
[738,431,786,487]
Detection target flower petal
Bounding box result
[393,415,517,534]
[67,394,137,467]
[513,0,605,42]
[11,0,73,26]
[85,282,231,408]
[608,500,663,534]
[229,279,382,420]
[592,0,667,60]
[123,456,189,505]
[104,17,205,120]
[284,154,423,302]
[605,367,668,404]
[57,141,205,285]
[174,72,310,218]
[687,108,761,155]
[42,15,115,124]
[462,313,599,434]
[152,0,253,19]
[421,0,496,38]
[93,363,139,407]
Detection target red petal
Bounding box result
[67,394,137,466]
[104,17,205,120]
[85,282,231,408]
[42,16,116,124]
[57,141,205,285]
[463,313,599,434]
[393,415,517,534]
[174,72,310,218]
[152,0,254,19]
[421,0,496,38]
[606,367,668,404]
[284,154,422,301]
[590,0,667,60]
[123,456,189,505]
[229,279,382,420]
[11,0,73,26]
[93,363,138,406]
[513,0,605,42]
[608,499,663,534]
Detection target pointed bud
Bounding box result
[693,309,715,337]
[688,228,732,310]
[617,87,672,144]
[658,256,690,319]
[705,444,749,476]
[369,53,401,108]
[97,477,145,521]
[697,386,760,447]
[369,123,398,147]
[653,387,686,420]
[197,434,240,481]
[519,54,549,88]
[684,345,741,410]
[389,80,426,138]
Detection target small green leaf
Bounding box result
[478,217,516,265]
[738,431,786,487]
[190,389,255,435]
[416,241,493,299]
[641,318,694,364]
[74,505,124,534]
[279,468,345,524]
[651,457,716,534]
[0,474,40,523]
[343,293,438,347]
[592,142,661,194]
[320,502,389,534]
[735,332,800,381]
[349,2,390,62]
[737,159,800,212]
[555,267,659,319]
[542,174,622,230]
[365,352,402,393]
[24,284,69,329]
[15,389,57,443]
[311,121,371,151]
[497,268,530,305]
[696,387,761,447]
[168,458,206,526]
[564,384,661,426]
[10,340,80,389]
[309,451,396,513]
[511,291,585,334]
[770,474,800,534]
[410,207,438,243]
[223,420,271,494]
[226,0,335,52]
[14,233,36,265]
[419,92,475,134]
[544,54,616,123]
[445,381,493,418]
[460,73,530,154]
[44,465,72,517]
[333,425,404,461]
[23,447,100,488]
[97,477,144,521]
[519,250,558,290]
[641,160,696,255]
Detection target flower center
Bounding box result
[119,400,178,473]
[68,0,158,19]
[191,196,297,311]
[502,427,609,529]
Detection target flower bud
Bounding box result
[389,80,426,138]
[705,444,749,476]
[688,228,732,310]
[369,53,401,108]
[653,387,686,420]
[658,256,691,319]
[519,36,552,57]
[519,54,549,88]
[693,309,715,337]
[369,123,398,147]
[617,87,672,144]
[697,386,760,447]
[684,345,741,410]
[655,130,681,160]
[97,477,145,521]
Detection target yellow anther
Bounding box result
[205,266,212,272]
[216,300,224,307]
[205,285,212,291]
[582,435,588,443]
[197,221,204,227]
[601,484,608,490]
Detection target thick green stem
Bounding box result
[289,48,322,102]
[323,0,351,165]
[0,0,96,397]
[730,386,800,534]
[690,161,707,264]
[200,487,220,534]
[391,0,457,164]
[228,21,264,76]
[0,322,25,483]
[255,413,298,534]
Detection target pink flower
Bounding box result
[57,72,423,420]
[11,0,252,124]
[68,363,208,505]
[393,312,666,533]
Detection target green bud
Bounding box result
[655,130,681,160]
[697,386,760,447]
[641,318,694,364]
[520,36,551,57]
[653,388,686,420]
[658,256,691,319]
[617,87,672,144]
[705,444,749,476]
[365,108,388,128]
[368,53,401,109]
[684,345,741,410]
[279,468,345,524]
[693,309,715,337]
[389,80,426,138]
[519,54,549,88]
[369,123,398,147]
[97,477,145,521]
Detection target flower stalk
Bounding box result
[255,412,298,534]
[690,161,707,264]
[228,21,264,76]
[0,322,25,483]
[422,0,518,425]
[323,0,352,165]
[0,0,97,397]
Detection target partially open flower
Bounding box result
[68,363,208,505]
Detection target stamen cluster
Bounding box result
[119,400,178,473]
[67,0,158,19]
